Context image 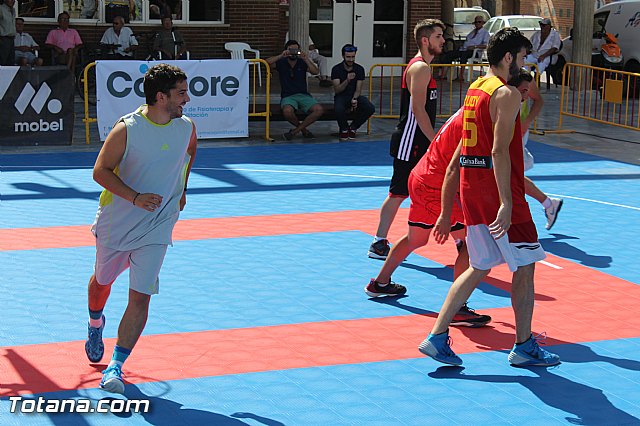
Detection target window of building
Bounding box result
[17,0,56,19]
[16,0,224,24]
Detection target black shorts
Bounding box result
[389,157,416,197]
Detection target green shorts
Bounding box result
[281,94,319,113]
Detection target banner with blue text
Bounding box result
[96,60,249,140]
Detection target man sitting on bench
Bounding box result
[331,44,375,141]
[267,40,324,141]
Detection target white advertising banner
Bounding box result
[96,60,249,141]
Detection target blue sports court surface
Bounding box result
[1,137,640,425]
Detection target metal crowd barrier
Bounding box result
[247,59,272,140]
[551,63,640,132]
[367,62,541,134]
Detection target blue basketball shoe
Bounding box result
[508,333,561,367]
[85,315,105,363]
[100,364,125,394]
[418,330,463,366]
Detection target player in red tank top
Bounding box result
[366,108,492,327]
[419,28,560,368]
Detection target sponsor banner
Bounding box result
[96,60,249,141]
[0,66,74,146]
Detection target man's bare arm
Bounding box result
[434,141,462,245]
[93,122,161,212]
[522,80,544,132]
[489,86,521,239]
[406,62,436,141]
[93,122,136,203]
[180,123,198,211]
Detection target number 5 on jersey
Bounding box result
[462,109,477,147]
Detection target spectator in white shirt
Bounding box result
[525,18,561,75]
[437,15,490,81]
[14,17,43,66]
[100,15,138,59]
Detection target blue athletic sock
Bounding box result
[89,309,103,328]
[108,345,131,368]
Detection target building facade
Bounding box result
[14,0,441,72]
[12,0,610,70]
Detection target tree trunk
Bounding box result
[572,0,594,66]
[289,0,310,51]
[441,0,455,50]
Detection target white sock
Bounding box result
[374,236,386,243]
[542,198,552,209]
[108,359,124,368]
[89,316,103,328]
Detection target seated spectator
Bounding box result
[149,0,171,20]
[152,16,188,59]
[308,39,331,86]
[266,39,324,141]
[285,32,331,86]
[0,0,16,66]
[14,18,43,66]
[100,15,137,59]
[331,44,375,141]
[525,18,561,75]
[45,11,83,73]
[437,15,489,81]
[81,0,97,19]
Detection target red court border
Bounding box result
[2,209,639,396]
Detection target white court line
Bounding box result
[544,193,640,212]
[3,166,639,212]
[539,260,563,270]
[195,167,390,180]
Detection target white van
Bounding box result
[557,0,640,73]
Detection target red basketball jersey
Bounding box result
[411,108,464,190]
[459,76,531,226]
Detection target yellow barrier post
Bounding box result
[83,62,97,145]
[247,59,272,141]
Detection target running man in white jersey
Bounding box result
[508,68,563,230]
[84,63,197,394]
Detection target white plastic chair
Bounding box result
[466,48,487,81]
[225,42,261,86]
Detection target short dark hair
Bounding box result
[414,19,445,47]
[57,11,70,21]
[284,39,299,50]
[144,63,187,105]
[507,68,534,87]
[341,43,356,55]
[486,28,532,67]
[16,17,25,24]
